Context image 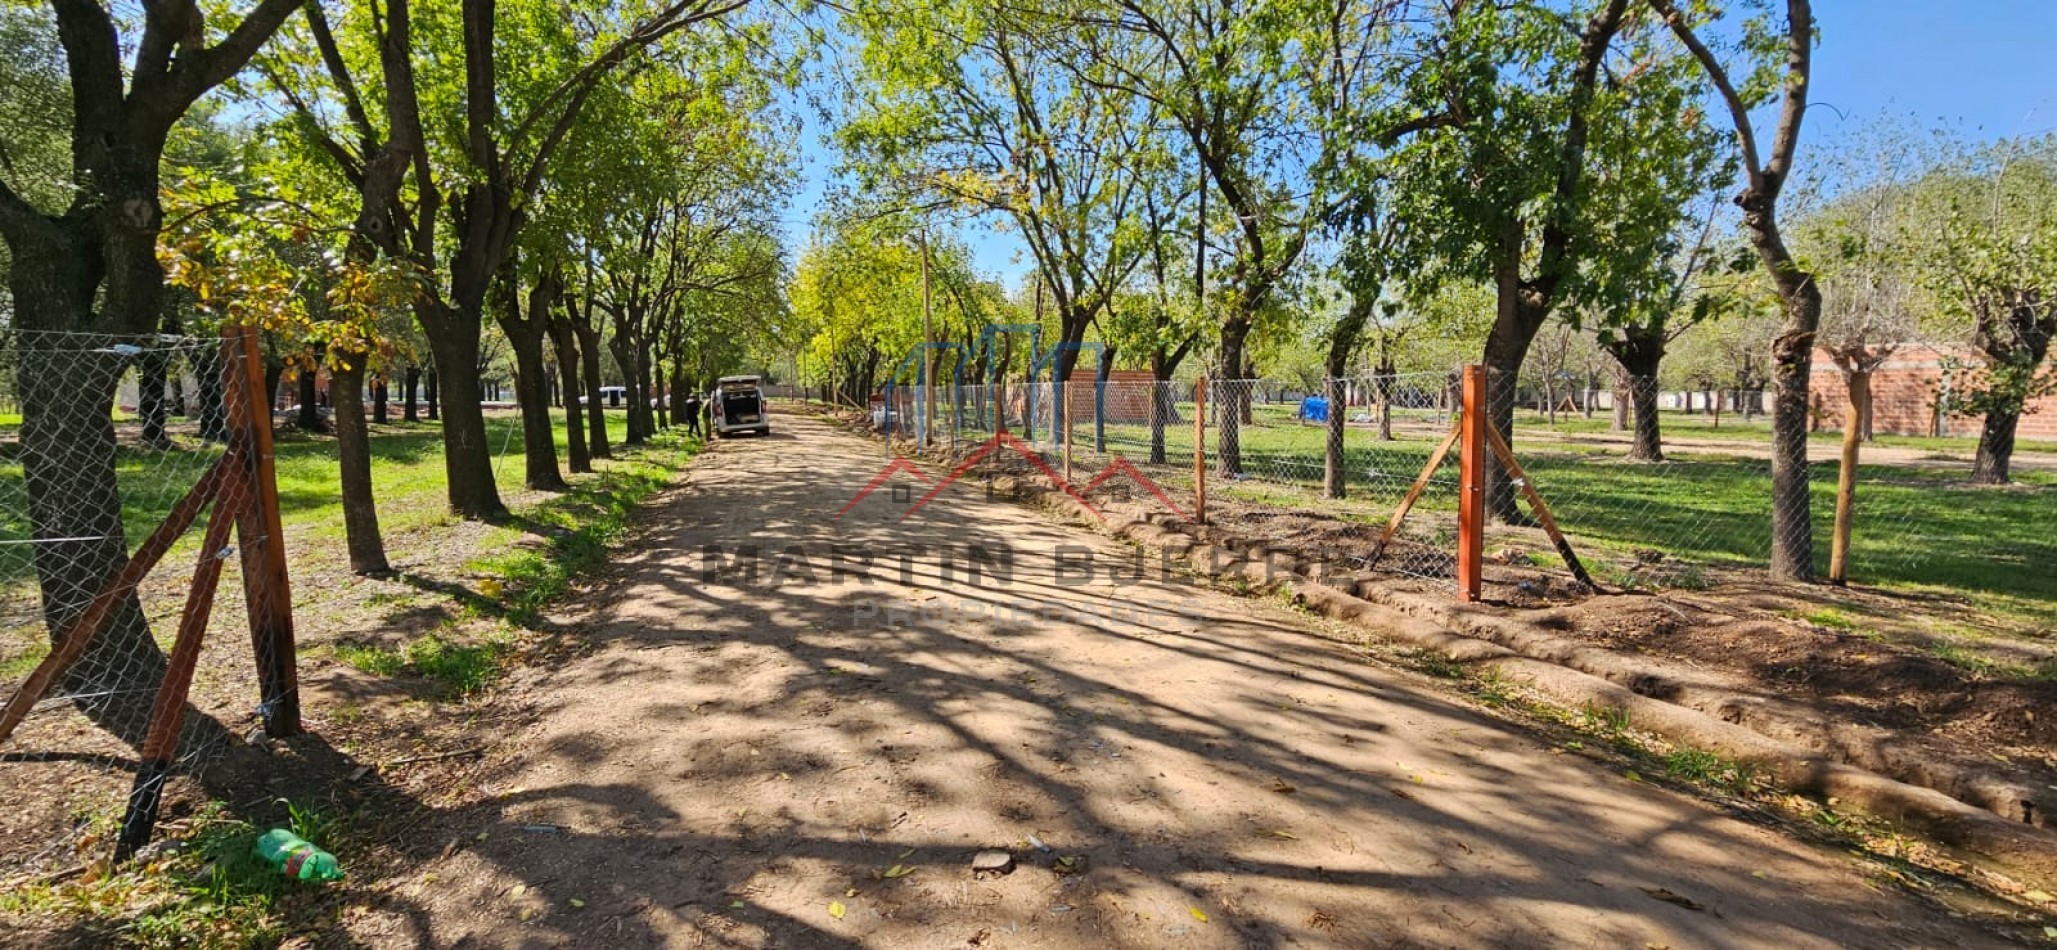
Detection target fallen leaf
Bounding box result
[1188,906,1210,923]
[729,900,745,909]
[828,900,847,920]
[518,907,535,922]
[2024,890,2054,903]
[1391,787,1415,801]
[1624,770,1643,783]
[569,899,585,909]
[2043,926,2056,939]
[846,888,857,897]
[1271,779,1297,794]
[883,863,914,878]
[509,883,526,898]
[897,848,916,859]
[1262,829,1298,840]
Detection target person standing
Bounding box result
[683,390,704,438]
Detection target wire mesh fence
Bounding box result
[831,365,2053,604]
[0,329,296,868]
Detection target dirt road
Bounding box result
[361,414,2006,948]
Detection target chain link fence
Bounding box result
[811,365,2053,606]
[0,329,295,870]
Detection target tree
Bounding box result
[267,0,752,518]
[1789,124,1944,444]
[1594,195,1749,460]
[1101,164,1205,463]
[1918,136,2057,484]
[0,0,303,729]
[843,0,1155,410]
[1063,0,1383,475]
[788,216,965,405]
[1391,0,1724,521]
[1654,0,1822,580]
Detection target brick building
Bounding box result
[1808,345,2057,439]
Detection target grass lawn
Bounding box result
[0,407,683,673]
[1060,400,2055,634]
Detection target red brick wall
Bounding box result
[1059,369,1158,424]
[1809,346,2057,438]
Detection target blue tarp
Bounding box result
[1299,396,1329,422]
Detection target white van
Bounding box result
[710,375,770,437]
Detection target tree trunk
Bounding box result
[1323,300,1370,498]
[1215,319,1251,476]
[425,370,439,420]
[611,334,647,445]
[550,319,591,474]
[496,274,569,493]
[1603,338,1666,462]
[297,369,323,432]
[1375,362,1396,442]
[1482,297,1548,524]
[1323,374,1347,499]
[575,319,610,459]
[636,340,659,438]
[654,362,670,430]
[1972,408,2021,485]
[372,377,389,424]
[138,349,170,450]
[422,305,507,518]
[17,342,166,734]
[329,358,391,574]
[172,357,191,418]
[403,366,420,422]
[1611,365,1630,432]
[194,348,229,444]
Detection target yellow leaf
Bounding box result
[1262,829,1298,840]
[569,898,585,909]
[828,900,847,920]
[1188,906,1210,923]
[2024,890,2054,903]
[883,864,914,878]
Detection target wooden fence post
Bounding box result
[229,327,300,737]
[1194,376,1208,525]
[1829,371,1869,586]
[1456,365,1486,602]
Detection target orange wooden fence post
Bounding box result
[228,327,300,737]
[1456,365,1486,602]
[1193,376,1208,525]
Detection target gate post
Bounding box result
[1456,365,1486,603]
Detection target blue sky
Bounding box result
[780,0,2057,290]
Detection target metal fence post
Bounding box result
[1456,365,1486,602]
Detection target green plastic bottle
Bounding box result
[254,829,343,882]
